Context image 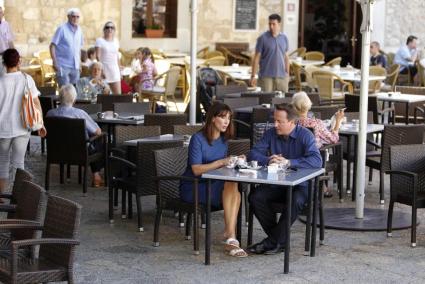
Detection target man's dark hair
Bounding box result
[268,14,281,23]
[275,103,297,121]
[406,35,417,45]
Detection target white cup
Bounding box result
[268,163,279,173]
[237,157,246,166]
[334,65,341,71]
[250,160,258,168]
[232,63,239,68]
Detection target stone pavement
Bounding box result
[21,137,425,283]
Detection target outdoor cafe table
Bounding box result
[123,134,185,147]
[290,59,325,67]
[202,167,325,273]
[211,65,254,81]
[338,123,384,200]
[375,92,425,124]
[317,67,386,82]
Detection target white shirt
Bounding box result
[0,72,40,138]
[0,19,14,53]
[95,38,120,82]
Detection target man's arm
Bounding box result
[49,43,58,71]
[289,131,322,168]
[250,51,260,87]
[284,52,290,75]
[248,130,271,166]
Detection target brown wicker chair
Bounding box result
[0,169,33,216]
[144,113,187,135]
[45,117,108,194]
[97,94,133,112]
[0,180,47,258]
[288,47,307,58]
[173,125,203,135]
[304,51,325,61]
[0,194,81,284]
[108,140,183,231]
[324,57,342,67]
[381,64,400,92]
[366,125,425,203]
[387,144,425,247]
[312,70,353,104]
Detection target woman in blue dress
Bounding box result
[180,102,247,257]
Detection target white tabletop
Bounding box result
[202,167,325,186]
[317,67,386,82]
[291,59,325,66]
[163,52,188,58]
[211,65,254,80]
[338,123,384,135]
[124,134,185,146]
[164,57,206,66]
[92,113,145,125]
[376,92,425,103]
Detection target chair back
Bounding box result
[215,85,247,99]
[394,86,425,118]
[39,195,82,268]
[252,107,272,123]
[39,96,55,118]
[241,92,275,104]
[288,47,306,58]
[173,125,203,135]
[81,65,90,77]
[271,97,292,106]
[197,46,209,59]
[312,71,337,100]
[38,86,56,96]
[13,180,47,241]
[45,117,87,164]
[113,102,151,114]
[204,50,224,59]
[381,125,425,172]
[223,97,259,110]
[119,48,137,66]
[204,56,226,66]
[154,146,188,200]
[252,123,274,145]
[304,65,320,90]
[144,113,187,134]
[74,103,102,114]
[10,168,33,205]
[344,94,380,123]
[385,64,400,91]
[311,105,339,120]
[97,95,133,111]
[369,66,387,93]
[304,51,325,61]
[228,139,250,156]
[164,66,182,98]
[324,57,342,67]
[291,62,304,91]
[137,141,184,196]
[115,125,161,146]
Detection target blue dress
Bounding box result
[180,132,227,207]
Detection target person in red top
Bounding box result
[292,91,345,197]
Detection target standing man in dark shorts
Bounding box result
[250,14,290,92]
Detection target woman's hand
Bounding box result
[333,109,345,132]
[38,126,47,138]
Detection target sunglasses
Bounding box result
[105,26,115,30]
[71,15,80,18]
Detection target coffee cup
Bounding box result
[96,112,105,119]
[268,163,278,173]
[237,157,246,167]
[250,160,258,168]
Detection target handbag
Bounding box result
[20,73,43,131]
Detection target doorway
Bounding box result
[298,0,362,67]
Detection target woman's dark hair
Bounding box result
[2,48,20,68]
[137,47,155,64]
[202,102,234,145]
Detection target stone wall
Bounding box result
[384,0,425,51]
[4,0,120,55]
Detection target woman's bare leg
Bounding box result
[109,81,121,94]
[222,181,241,239]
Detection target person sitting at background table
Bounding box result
[76,61,111,97]
[81,46,97,67]
[292,91,344,197]
[46,84,105,187]
[180,102,248,258]
[247,103,322,255]
[370,41,387,68]
[394,35,418,81]
[136,47,158,91]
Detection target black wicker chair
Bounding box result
[387,144,425,247]
[0,194,81,284]
[113,102,151,114]
[74,103,102,115]
[366,125,425,203]
[394,86,425,123]
[173,125,203,135]
[97,94,133,111]
[45,117,108,194]
[108,140,183,231]
[223,97,259,110]
[0,169,33,216]
[144,113,187,135]
[344,94,394,124]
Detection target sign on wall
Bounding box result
[233,0,258,31]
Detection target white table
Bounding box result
[317,67,386,82]
[163,51,188,58]
[291,59,325,66]
[211,65,254,81]
[202,167,325,273]
[376,92,425,124]
[124,134,185,147]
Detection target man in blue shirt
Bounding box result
[50,8,84,86]
[250,14,290,93]
[248,103,322,255]
[394,35,418,81]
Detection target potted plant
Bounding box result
[145,23,164,38]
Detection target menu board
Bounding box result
[234,0,258,31]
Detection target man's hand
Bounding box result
[269,154,286,164]
[250,77,257,87]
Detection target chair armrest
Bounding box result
[0,220,43,231]
[366,139,381,149]
[0,193,12,199]
[0,204,16,213]
[320,142,342,151]
[12,238,80,249]
[233,119,251,129]
[110,147,126,157]
[109,156,136,170]
[88,132,107,143]
[385,170,417,178]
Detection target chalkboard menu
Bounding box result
[234,0,258,31]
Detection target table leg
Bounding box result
[405,102,410,125]
[304,180,312,255]
[311,177,319,256]
[205,179,211,265]
[346,135,352,194]
[284,186,292,274]
[352,136,358,202]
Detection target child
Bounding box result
[137,47,158,90]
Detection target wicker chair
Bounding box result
[291,62,308,91]
[204,50,224,59]
[288,47,307,58]
[381,64,400,92]
[113,102,151,114]
[144,113,187,135]
[114,125,161,147]
[312,70,353,104]
[344,94,394,124]
[218,47,250,66]
[141,66,181,113]
[203,56,226,67]
[74,103,102,115]
[368,66,387,93]
[38,86,56,96]
[0,169,33,216]
[366,125,425,203]
[97,95,133,112]
[324,57,342,67]
[215,70,247,86]
[0,180,47,258]
[0,194,81,284]
[223,97,259,110]
[394,86,425,123]
[196,46,209,59]
[108,140,183,231]
[44,117,108,194]
[387,144,425,247]
[304,51,325,61]
[173,125,203,135]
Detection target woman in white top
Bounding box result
[95,21,121,94]
[0,48,46,195]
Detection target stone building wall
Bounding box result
[4,0,120,55]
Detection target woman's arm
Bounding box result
[191,158,228,177]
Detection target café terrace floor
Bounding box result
[23,134,425,284]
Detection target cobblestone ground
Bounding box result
[21,137,425,283]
